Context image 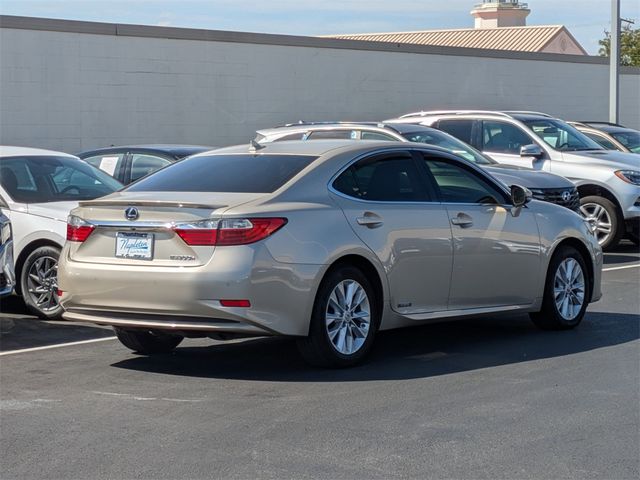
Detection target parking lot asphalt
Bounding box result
[1,243,639,479]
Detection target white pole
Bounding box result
[609,0,620,124]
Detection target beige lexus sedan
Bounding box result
[58,141,602,367]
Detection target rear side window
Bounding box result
[272,132,306,142]
[436,120,475,144]
[129,154,172,182]
[127,154,316,193]
[307,130,355,140]
[83,153,125,177]
[361,131,395,141]
[333,154,429,202]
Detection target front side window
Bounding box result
[127,154,316,193]
[482,121,534,155]
[0,156,121,204]
[522,119,602,152]
[582,132,620,151]
[611,131,640,153]
[129,154,172,182]
[422,157,508,205]
[333,154,429,202]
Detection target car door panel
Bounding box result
[331,152,453,315]
[420,155,541,309]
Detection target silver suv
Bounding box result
[256,122,581,212]
[388,111,640,249]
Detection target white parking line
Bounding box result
[0,336,117,357]
[602,264,640,272]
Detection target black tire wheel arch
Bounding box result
[19,245,63,320]
[114,328,183,354]
[530,244,591,331]
[579,195,623,251]
[296,264,380,368]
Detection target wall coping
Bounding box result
[1,15,639,75]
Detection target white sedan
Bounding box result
[0,146,122,318]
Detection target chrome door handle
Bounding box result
[451,213,473,228]
[356,212,383,228]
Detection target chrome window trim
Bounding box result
[326,146,513,206]
[327,146,438,205]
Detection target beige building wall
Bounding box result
[0,17,638,153]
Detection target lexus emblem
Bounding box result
[561,191,572,202]
[124,207,139,221]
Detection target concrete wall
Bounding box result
[1,16,639,153]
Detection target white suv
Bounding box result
[388,111,640,250]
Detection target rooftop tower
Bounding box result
[471,0,531,28]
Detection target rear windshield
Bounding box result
[127,154,317,193]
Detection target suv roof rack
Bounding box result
[399,110,514,119]
[277,121,378,128]
[578,121,626,128]
[502,111,554,118]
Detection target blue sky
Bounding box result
[1,0,638,54]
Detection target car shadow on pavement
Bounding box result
[111,311,639,382]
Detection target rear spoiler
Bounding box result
[78,199,226,209]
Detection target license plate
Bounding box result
[115,232,154,260]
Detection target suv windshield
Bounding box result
[522,119,603,152]
[402,130,494,165]
[0,156,122,204]
[611,131,640,153]
[127,154,317,193]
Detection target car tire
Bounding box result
[114,328,183,354]
[20,245,63,320]
[296,265,379,368]
[530,245,590,331]
[579,196,622,251]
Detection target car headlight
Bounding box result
[614,170,640,185]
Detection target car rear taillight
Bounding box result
[67,215,95,242]
[174,218,287,246]
[219,299,251,307]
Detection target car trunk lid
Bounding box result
[68,192,265,267]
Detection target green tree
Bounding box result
[599,24,640,67]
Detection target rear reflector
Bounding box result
[174,218,287,246]
[67,216,95,242]
[220,299,251,307]
[56,289,63,297]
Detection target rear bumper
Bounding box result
[62,309,272,336]
[58,244,323,336]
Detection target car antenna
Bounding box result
[249,139,266,152]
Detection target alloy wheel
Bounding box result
[579,202,612,246]
[325,279,371,355]
[26,255,59,312]
[553,258,585,321]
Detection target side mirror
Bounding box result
[511,184,532,208]
[520,144,544,158]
